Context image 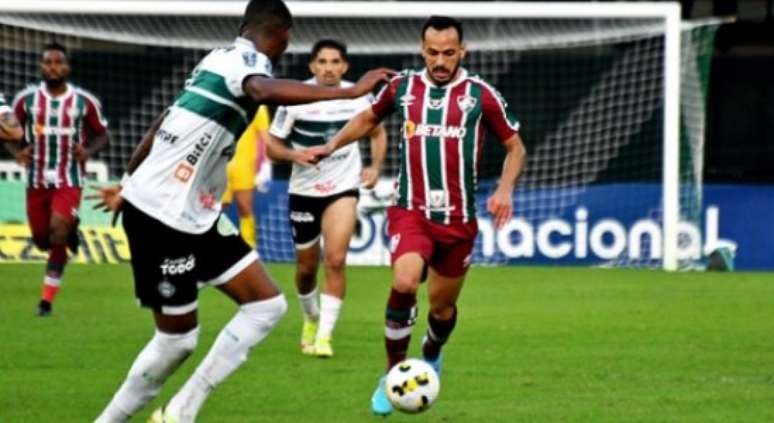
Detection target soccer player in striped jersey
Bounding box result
[0,92,23,142]
[90,1,393,422]
[266,39,387,358]
[7,42,110,317]
[308,16,527,416]
[221,105,272,248]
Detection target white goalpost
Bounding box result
[0,1,717,270]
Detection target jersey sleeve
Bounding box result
[479,81,520,143]
[268,105,294,139]
[82,93,109,136]
[12,91,28,126]
[228,50,273,98]
[0,94,10,115]
[371,76,402,119]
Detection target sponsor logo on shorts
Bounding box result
[158,280,176,298]
[389,234,400,254]
[160,254,196,276]
[290,211,315,223]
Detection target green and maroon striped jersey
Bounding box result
[372,68,520,224]
[13,83,108,188]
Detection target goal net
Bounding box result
[0,2,721,269]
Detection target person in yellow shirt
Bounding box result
[222,105,272,248]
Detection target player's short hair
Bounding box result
[242,0,293,34]
[421,15,464,42]
[42,42,67,58]
[310,39,348,62]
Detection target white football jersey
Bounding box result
[270,80,372,197]
[122,37,272,234]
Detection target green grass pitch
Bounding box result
[1,263,774,422]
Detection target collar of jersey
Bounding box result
[420,68,468,90]
[234,37,256,49]
[38,82,73,100]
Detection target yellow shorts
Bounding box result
[222,105,270,204]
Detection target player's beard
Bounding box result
[429,61,461,86]
[44,77,66,90]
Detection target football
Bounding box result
[384,358,440,413]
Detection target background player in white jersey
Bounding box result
[0,92,22,142]
[267,39,387,358]
[90,0,393,421]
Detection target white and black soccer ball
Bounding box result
[385,358,440,413]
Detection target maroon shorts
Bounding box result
[26,186,82,237]
[386,206,478,278]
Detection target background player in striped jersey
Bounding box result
[266,39,387,358]
[90,1,393,421]
[309,16,527,415]
[222,105,272,248]
[0,92,23,142]
[7,42,110,316]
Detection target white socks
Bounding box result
[317,293,342,340]
[164,295,287,422]
[94,327,199,423]
[297,287,320,321]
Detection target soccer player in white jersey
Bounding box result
[267,39,387,358]
[90,0,393,421]
[0,92,22,142]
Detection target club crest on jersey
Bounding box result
[399,94,415,107]
[242,52,258,67]
[457,95,477,112]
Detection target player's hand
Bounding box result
[306,144,333,163]
[289,149,318,168]
[486,188,513,229]
[14,145,32,166]
[352,68,397,97]
[360,166,380,189]
[74,144,89,162]
[87,184,124,227]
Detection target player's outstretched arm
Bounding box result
[244,68,395,105]
[309,108,382,161]
[265,133,316,167]
[361,123,387,188]
[486,133,526,229]
[0,110,23,142]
